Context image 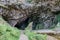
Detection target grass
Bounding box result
[0,16,47,40]
[25,30,47,40]
[0,16,20,40]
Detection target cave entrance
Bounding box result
[15,18,30,30]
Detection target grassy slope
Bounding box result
[0,16,47,40]
[0,16,20,40]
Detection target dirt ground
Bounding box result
[47,35,58,40]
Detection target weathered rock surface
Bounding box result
[0,0,60,29]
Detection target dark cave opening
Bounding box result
[2,15,32,30]
[2,13,59,30]
[15,18,30,30]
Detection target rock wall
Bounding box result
[0,0,60,30]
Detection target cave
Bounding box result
[1,0,60,30]
[15,18,30,30]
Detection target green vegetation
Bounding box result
[25,30,47,40]
[1,14,60,40]
[0,16,20,40]
[57,14,60,22]
[25,22,47,40]
[0,16,47,40]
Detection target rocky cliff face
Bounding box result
[0,0,60,30]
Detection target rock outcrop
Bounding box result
[0,0,60,29]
